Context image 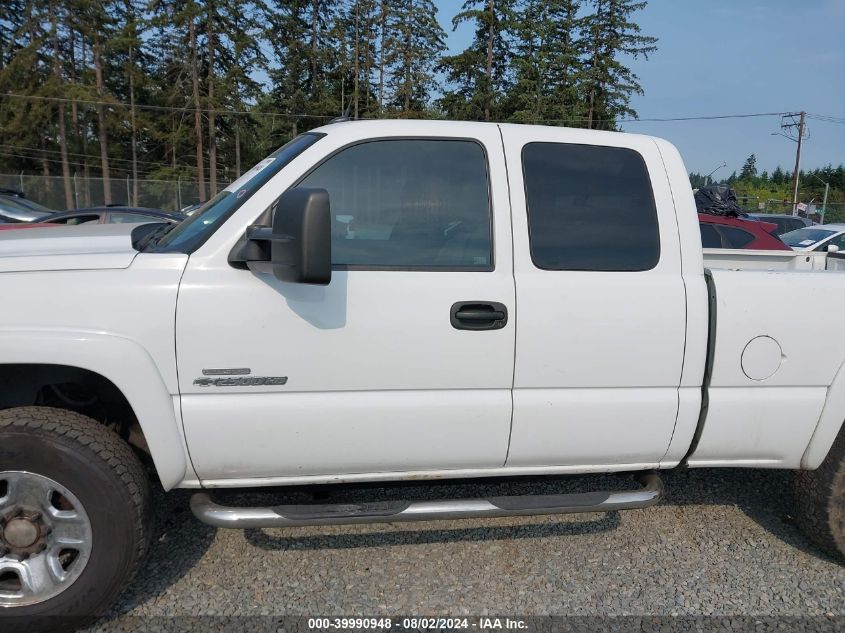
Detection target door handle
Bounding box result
[450,301,508,331]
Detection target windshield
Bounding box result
[152,133,323,253]
[11,197,51,213]
[781,227,837,248]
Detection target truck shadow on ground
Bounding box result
[103,467,838,618]
[244,511,622,551]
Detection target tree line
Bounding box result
[689,154,845,219]
[0,0,656,207]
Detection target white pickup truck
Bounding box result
[2,121,845,628]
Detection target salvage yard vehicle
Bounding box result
[698,212,788,250]
[36,206,183,226]
[2,120,845,629]
[781,224,845,252]
[746,213,814,236]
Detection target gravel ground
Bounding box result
[88,468,844,630]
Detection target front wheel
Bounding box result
[0,407,151,631]
[794,423,845,561]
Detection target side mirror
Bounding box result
[231,187,332,285]
[828,244,840,253]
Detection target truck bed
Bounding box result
[703,248,845,271]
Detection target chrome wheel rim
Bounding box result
[0,471,92,607]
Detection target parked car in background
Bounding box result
[0,222,54,231]
[781,224,845,252]
[36,206,183,226]
[181,202,204,216]
[746,213,814,236]
[0,192,55,223]
[698,212,789,250]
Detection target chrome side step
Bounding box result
[190,472,663,529]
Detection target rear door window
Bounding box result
[699,223,722,248]
[521,142,659,271]
[717,226,755,249]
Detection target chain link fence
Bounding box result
[4,172,843,224]
[0,173,229,213]
[757,200,845,224]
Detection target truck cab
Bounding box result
[158,121,700,484]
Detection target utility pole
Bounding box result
[780,112,807,215]
[811,173,830,224]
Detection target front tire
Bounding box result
[794,423,845,560]
[0,407,151,631]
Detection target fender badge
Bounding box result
[193,376,288,387]
[196,368,287,387]
[202,368,251,376]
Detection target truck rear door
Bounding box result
[500,125,688,468]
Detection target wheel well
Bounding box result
[0,363,151,457]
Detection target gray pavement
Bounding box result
[91,468,844,630]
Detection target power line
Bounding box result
[0,92,336,120]
[618,112,787,123]
[0,92,791,124]
[807,113,845,125]
[0,146,230,178]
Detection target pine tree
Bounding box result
[506,0,583,124]
[266,0,342,139]
[438,0,515,121]
[221,0,268,175]
[0,0,64,184]
[739,154,757,180]
[148,0,211,200]
[383,0,446,115]
[342,0,379,118]
[580,0,657,129]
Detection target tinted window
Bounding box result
[52,214,100,225]
[298,139,491,268]
[522,143,659,271]
[717,226,755,248]
[699,223,722,248]
[109,213,162,224]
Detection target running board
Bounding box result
[190,472,663,529]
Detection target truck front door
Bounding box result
[176,126,516,482]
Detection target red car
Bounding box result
[0,222,55,231]
[698,213,789,250]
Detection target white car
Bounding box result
[781,223,845,252]
[2,120,845,627]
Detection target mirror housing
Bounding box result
[827,244,840,254]
[269,187,331,284]
[231,187,332,285]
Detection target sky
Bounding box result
[433,0,845,176]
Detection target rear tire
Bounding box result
[794,423,845,561]
[0,407,151,632]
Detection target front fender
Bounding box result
[802,356,845,469]
[0,328,189,489]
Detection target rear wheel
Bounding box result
[794,424,845,560]
[0,407,151,631]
